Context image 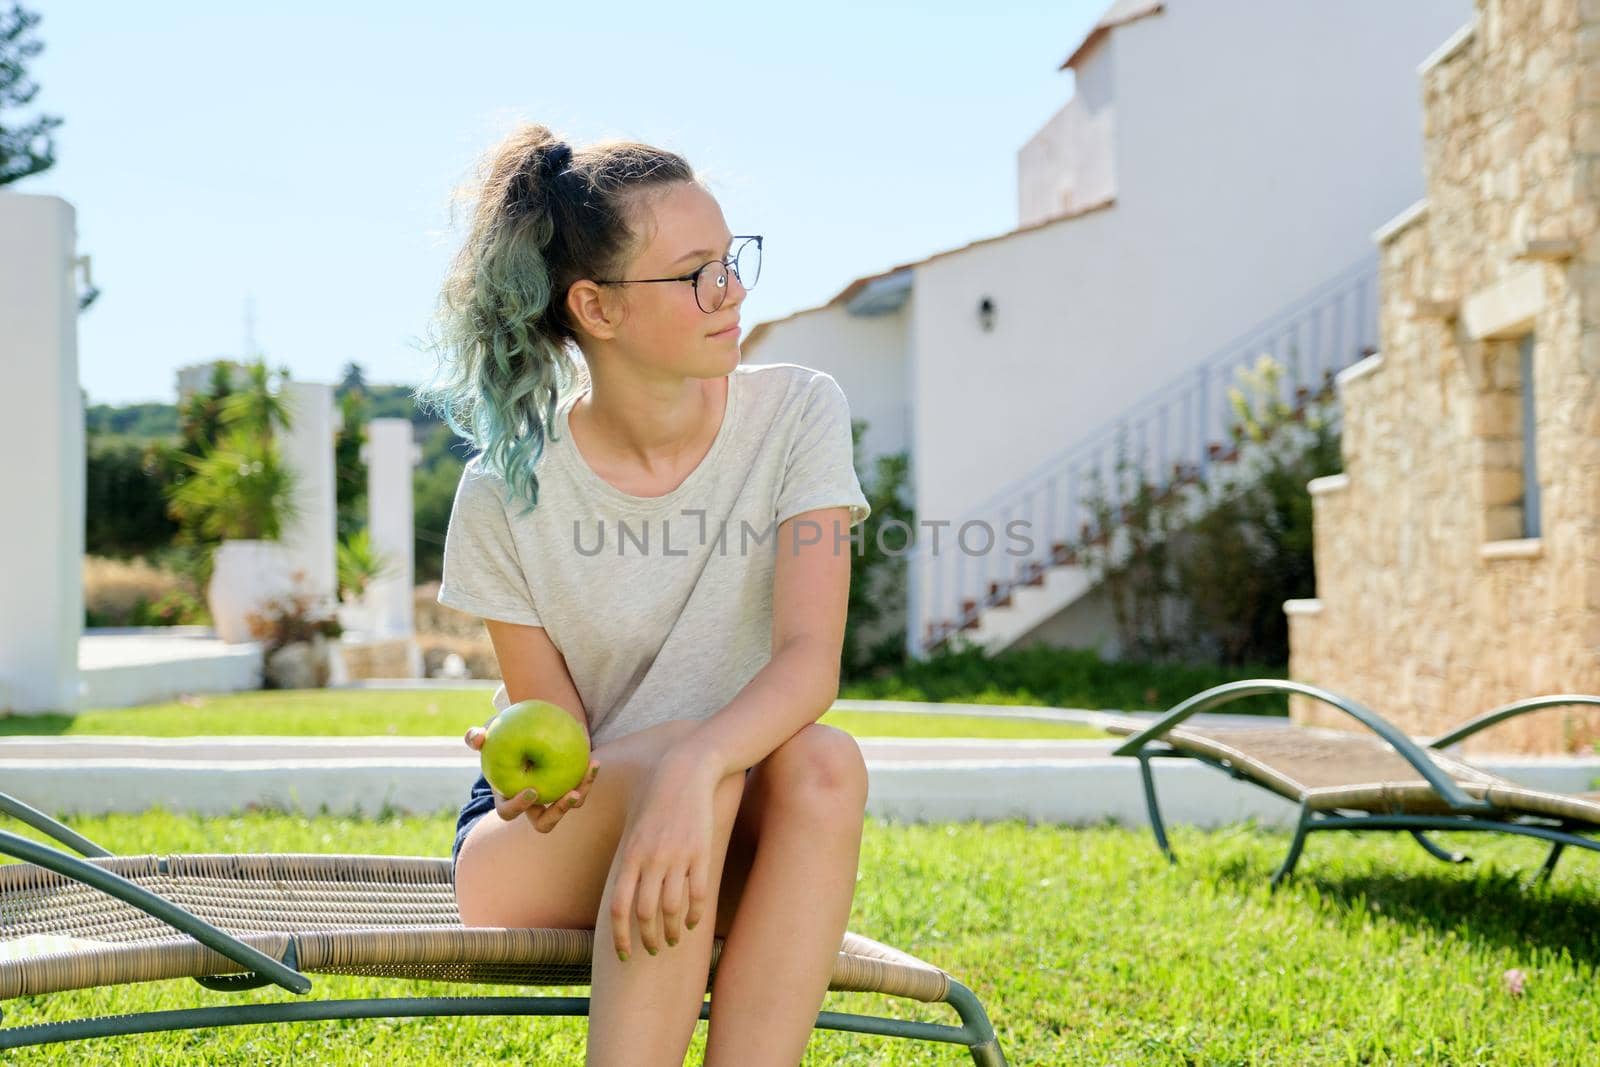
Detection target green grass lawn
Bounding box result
[0,689,1108,740]
[1,811,1597,1063]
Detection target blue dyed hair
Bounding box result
[414,121,698,517]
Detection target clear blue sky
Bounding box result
[18,0,1103,406]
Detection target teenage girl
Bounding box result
[416,122,874,1067]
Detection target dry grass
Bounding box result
[413,582,498,677]
[82,556,187,625]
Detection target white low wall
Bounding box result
[77,631,264,709]
[5,747,1593,827]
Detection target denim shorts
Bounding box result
[450,773,497,881]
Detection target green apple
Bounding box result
[479,699,592,803]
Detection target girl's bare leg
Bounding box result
[584,759,746,1066]
[453,717,749,1067]
[701,724,870,1067]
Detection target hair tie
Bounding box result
[545,142,573,175]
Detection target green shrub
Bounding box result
[1082,353,1342,667]
[842,641,1288,715]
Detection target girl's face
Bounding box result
[571,180,748,379]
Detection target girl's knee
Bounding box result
[768,724,868,801]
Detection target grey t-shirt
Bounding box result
[436,360,872,746]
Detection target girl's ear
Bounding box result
[567,280,623,342]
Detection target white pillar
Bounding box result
[0,194,84,712]
[363,418,419,638]
[279,381,338,616]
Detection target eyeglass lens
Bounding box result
[695,238,762,312]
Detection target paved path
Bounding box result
[0,735,1119,764]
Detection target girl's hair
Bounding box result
[415,122,698,517]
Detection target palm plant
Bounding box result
[167,426,301,541]
[218,361,294,441]
[336,527,394,601]
[162,359,300,545]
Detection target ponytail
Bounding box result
[415,122,697,517]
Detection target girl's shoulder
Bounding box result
[735,359,829,386]
[733,360,841,412]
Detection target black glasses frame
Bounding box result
[592,235,762,313]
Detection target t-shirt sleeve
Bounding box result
[773,372,872,530]
[436,462,544,626]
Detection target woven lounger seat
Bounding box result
[0,814,1006,1061]
[1105,679,1600,887]
[0,854,947,1000]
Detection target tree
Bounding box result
[156,359,299,588]
[842,421,913,679]
[338,361,367,397]
[84,437,181,557]
[334,388,369,540]
[0,3,61,187]
[0,4,93,309]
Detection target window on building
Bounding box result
[1518,332,1540,538]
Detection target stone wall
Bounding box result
[1287,0,1600,754]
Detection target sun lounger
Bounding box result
[1104,679,1600,887]
[0,790,1006,1062]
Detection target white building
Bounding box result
[742,0,1473,660]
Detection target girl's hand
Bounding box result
[464,725,600,834]
[609,750,721,962]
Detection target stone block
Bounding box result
[1471,391,1523,436]
[1483,503,1526,542]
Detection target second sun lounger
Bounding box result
[1105,679,1600,887]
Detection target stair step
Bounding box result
[1207,441,1240,464]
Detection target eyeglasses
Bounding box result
[592,235,762,314]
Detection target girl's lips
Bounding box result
[710,324,741,339]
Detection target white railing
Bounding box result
[904,253,1380,657]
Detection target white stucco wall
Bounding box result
[906,0,1471,641]
[278,381,339,612]
[741,301,910,475]
[365,418,418,639]
[1018,36,1118,226]
[1109,0,1471,356]
[0,194,83,713]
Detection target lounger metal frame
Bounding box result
[1110,679,1600,888]
[0,790,1007,1063]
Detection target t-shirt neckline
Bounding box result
[555,368,742,511]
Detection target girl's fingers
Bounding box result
[534,766,598,832]
[684,852,710,932]
[609,867,638,961]
[535,793,575,833]
[634,868,666,956]
[659,868,689,948]
[464,727,486,750]
[494,788,540,821]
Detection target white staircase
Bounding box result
[906,254,1381,659]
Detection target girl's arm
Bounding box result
[482,618,592,742]
[464,619,597,832]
